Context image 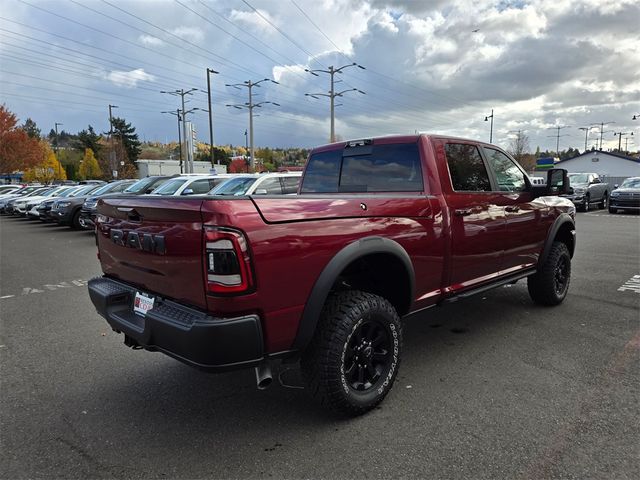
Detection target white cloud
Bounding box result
[229,8,277,34]
[169,26,204,43]
[106,69,156,88]
[139,34,164,46]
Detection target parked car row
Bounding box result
[1,171,303,230]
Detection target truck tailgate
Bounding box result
[96,197,207,309]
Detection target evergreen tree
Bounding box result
[75,125,102,153]
[110,117,141,163]
[22,118,41,139]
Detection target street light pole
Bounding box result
[484,109,494,143]
[161,109,183,173]
[54,122,63,178]
[225,79,279,170]
[304,63,366,143]
[108,104,118,178]
[206,68,219,166]
[577,126,596,152]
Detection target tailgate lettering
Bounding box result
[110,229,166,255]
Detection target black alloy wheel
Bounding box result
[553,255,569,296]
[343,319,393,392]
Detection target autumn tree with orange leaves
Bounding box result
[0,104,46,174]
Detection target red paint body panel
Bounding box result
[95,134,574,355]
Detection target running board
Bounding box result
[442,268,537,304]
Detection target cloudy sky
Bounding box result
[1,0,639,153]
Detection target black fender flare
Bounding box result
[539,213,576,268]
[292,236,415,351]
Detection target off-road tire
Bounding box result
[528,241,571,306]
[301,290,402,416]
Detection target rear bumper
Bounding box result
[88,277,264,372]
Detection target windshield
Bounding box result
[58,187,81,198]
[568,173,590,184]
[152,178,188,195]
[620,178,640,189]
[210,177,257,195]
[90,182,123,196]
[71,185,101,197]
[125,177,162,194]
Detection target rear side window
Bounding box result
[282,176,300,194]
[254,177,283,194]
[187,179,215,194]
[445,144,491,192]
[301,143,423,193]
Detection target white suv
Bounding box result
[150,174,242,196]
[209,172,302,196]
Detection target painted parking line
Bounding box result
[0,279,89,300]
[584,213,640,218]
[618,275,640,294]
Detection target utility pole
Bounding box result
[206,68,219,166]
[161,88,198,173]
[54,122,63,178]
[225,79,279,170]
[613,132,633,152]
[577,126,596,152]
[161,109,183,173]
[592,121,615,150]
[547,125,571,154]
[484,109,494,143]
[108,104,118,178]
[304,63,366,143]
[244,129,249,173]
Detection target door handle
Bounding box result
[454,208,473,216]
[505,206,520,213]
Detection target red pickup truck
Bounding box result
[89,135,576,415]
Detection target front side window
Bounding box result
[301,143,423,193]
[445,143,491,192]
[483,148,527,192]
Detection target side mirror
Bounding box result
[181,188,194,195]
[614,184,619,189]
[546,168,570,195]
[254,189,268,195]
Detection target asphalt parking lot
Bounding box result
[1,211,638,479]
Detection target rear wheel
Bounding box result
[301,290,402,416]
[528,242,571,306]
[599,192,608,209]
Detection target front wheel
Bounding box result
[301,290,402,416]
[528,242,571,306]
[581,194,590,212]
[71,209,82,229]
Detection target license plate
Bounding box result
[133,292,155,316]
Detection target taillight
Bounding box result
[204,227,254,294]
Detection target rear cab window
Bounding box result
[444,143,492,192]
[301,142,423,193]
